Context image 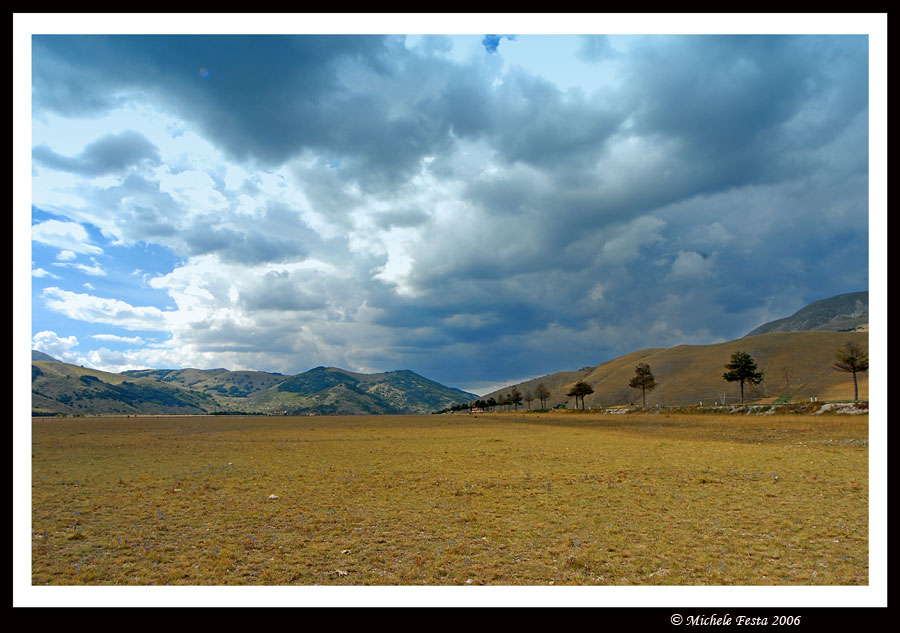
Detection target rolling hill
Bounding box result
[483,330,869,409]
[481,291,870,409]
[31,360,220,416]
[32,361,478,416]
[269,367,478,414]
[121,367,290,398]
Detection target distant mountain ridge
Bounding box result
[744,291,868,337]
[32,359,477,416]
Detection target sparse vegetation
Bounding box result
[32,411,867,586]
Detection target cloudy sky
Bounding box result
[20,14,884,395]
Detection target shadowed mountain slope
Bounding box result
[33,361,477,416]
[745,291,868,337]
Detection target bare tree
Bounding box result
[524,389,535,411]
[781,366,794,394]
[535,383,551,409]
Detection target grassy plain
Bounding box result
[31,412,868,586]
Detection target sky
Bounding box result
[20,15,884,397]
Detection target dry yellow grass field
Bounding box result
[31,412,867,586]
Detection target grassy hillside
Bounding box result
[261,367,478,415]
[485,331,869,409]
[33,361,478,416]
[122,367,289,398]
[32,361,220,416]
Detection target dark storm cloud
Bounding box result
[81,172,183,242]
[32,130,160,176]
[437,64,497,140]
[486,69,624,171]
[185,316,306,356]
[239,270,327,312]
[31,34,453,192]
[374,208,431,230]
[181,220,307,265]
[31,33,868,229]
[29,33,871,390]
[446,36,869,315]
[619,36,867,188]
[33,35,388,159]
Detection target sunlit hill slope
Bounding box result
[484,330,869,408]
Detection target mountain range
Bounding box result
[32,291,868,415]
[31,361,477,417]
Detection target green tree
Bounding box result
[628,363,657,409]
[832,342,868,402]
[723,351,764,404]
[509,386,523,411]
[566,380,594,410]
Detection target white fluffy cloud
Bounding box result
[32,330,83,364]
[26,31,874,392]
[32,219,103,255]
[41,287,170,331]
[668,250,714,280]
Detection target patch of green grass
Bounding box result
[31,413,867,585]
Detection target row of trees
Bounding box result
[722,342,868,403]
[566,362,659,410]
[443,382,554,413]
[469,341,868,412]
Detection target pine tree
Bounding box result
[566,380,594,410]
[628,363,657,409]
[723,351,764,404]
[510,386,523,411]
[832,342,868,401]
